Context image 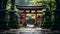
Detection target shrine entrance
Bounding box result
[17,6,45,27]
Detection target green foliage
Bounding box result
[45,0,56,10]
[45,0,55,3]
[32,0,56,10]
[32,0,43,6]
[6,0,11,10]
[8,11,19,29]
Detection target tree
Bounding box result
[8,0,19,29]
[52,0,60,31]
[0,0,9,30]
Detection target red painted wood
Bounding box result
[24,12,26,23]
[18,10,43,23]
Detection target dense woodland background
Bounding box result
[0,0,60,31]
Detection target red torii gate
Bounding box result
[17,6,44,24]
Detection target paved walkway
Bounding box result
[0,28,51,34]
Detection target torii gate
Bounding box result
[16,6,45,26]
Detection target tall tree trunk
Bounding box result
[52,0,60,31]
[0,0,8,30]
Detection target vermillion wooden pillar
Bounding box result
[24,12,26,23]
[35,10,37,23]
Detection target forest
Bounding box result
[0,0,60,31]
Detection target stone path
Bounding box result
[0,28,51,34]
